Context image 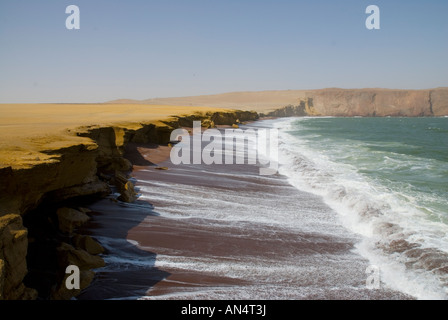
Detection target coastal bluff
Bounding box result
[297,88,448,117]
[116,87,448,117]
[0,104,258,300]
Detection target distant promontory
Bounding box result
[109,87,448,117]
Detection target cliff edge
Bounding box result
[0,105,258,300]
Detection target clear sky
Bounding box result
[0,0,447,103]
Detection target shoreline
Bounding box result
[78,120,413,300]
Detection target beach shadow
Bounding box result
[124,142,158,167]
[76,142,176,300]
[75,198,170,300]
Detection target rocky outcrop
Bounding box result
[46,179,111,203]
[113,171,138,203]
[51,269,95,300]
[209,110,259,125]
[157,110,259,128]
[0,214,37,300]
[263,104,306,118]
[56,242,105,271]
[21,203,105,300]
[56,208,91,235]
[0,109,258,300]
[72,235,105,255]
[0,143,100,216]
[263,98,320,117]
[51,242,105,300]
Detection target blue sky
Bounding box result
[0,0,447,103]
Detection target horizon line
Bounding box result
[1,86,447,104]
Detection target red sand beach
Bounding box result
[78,124,412,300]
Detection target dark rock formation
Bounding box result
[114,171,138,203]
[51,242,104,300]
[72,235,104,255]
[56,208,90,235]
[0,214,37,300]
[263,98,319,117]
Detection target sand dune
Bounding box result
[109,90,309,113]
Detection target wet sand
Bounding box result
[79,127,413,300]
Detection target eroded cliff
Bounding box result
[0,109,258,300]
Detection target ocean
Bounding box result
[79,117,448,300]
[275,117,448,299]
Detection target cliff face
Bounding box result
[0,214,36,299]
[430,88,448,116]
[0,109,258,300]
[263,88,448,118]
[0,144,102,216]
[263,98,320,117]
[301,88,448,117]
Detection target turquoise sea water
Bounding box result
[276,117,448,299]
